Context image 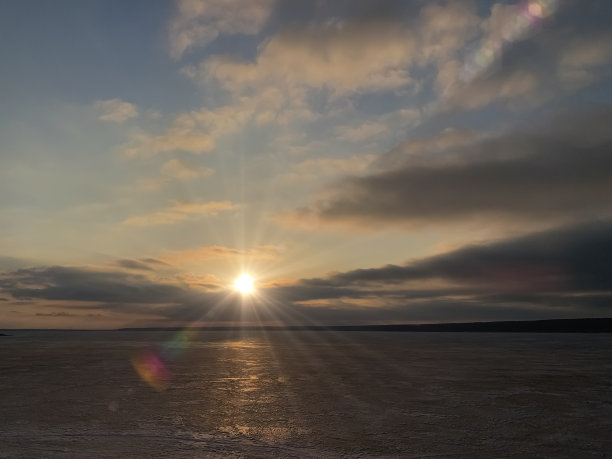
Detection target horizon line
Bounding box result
[1,317,611,333]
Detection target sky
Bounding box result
[1,0,612,329]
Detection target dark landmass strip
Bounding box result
[2,318,610,333]
[117,318,612,333]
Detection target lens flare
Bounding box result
[461,0,558,82]
[527,2,543,18]
[131,350,170,391]
[131,276,259,391]
[131,329,197,391]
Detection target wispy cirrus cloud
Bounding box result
[121,114,214,158]
[335,108,421,143]
[279,154,376,187]
[119,159,213,196]
[93,98,138,122]
[169,0,276,59]
[123,200,236,226]
[162,244,282,266]
[115,259,158,272]
[161,158,213,180]
[558,29,612,88]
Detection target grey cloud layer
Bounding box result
[308,106,612,223]
[1,220,610,324]
[304,219,612,292]
[284,219,612,321]
[1,266,197,305]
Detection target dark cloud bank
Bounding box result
[310,106,612,223]
[1,219,610,324]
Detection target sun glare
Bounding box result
[234,274,255,295]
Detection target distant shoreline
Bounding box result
[3,318,611,333]
[120,318,612,333]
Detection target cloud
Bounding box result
[118,159,213,196]
[0,265,236,322]
[336,122,388,143]
[335,108,421,143]
[1,266,196,305]
[2,220,610,324]
[439,64,541,110]
[162,244,282,266]
[169,0,276,59]
[559,29,612,88]
[121,114,214,158]
[269,219,612,321]
[123,200,236,226]
[279,154,376,187]
[310,219,612,292]
[161,158,213,180]
[115,259,155,271]
[93,99,138,122]
[117,176,172,195]
[141,258,172,267]
[0,256,33,272]
[140,2,476,160]
[35,311,75,317]
[560,30,612,69]
[153,1,478,163]
[207,1,470,97]
[436,1,612,111]
[175,10,443,144]
[298,106,612,225]
[372,128,480,170]
[417,0,480,62]
[197,19,418,96]
[0,264,475,324]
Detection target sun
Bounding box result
[234,274,255,295]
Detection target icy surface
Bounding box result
[1,331,611,457]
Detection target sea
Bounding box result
[1,330,611,458]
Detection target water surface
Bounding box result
[1,331,611,457]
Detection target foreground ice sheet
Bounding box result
[1,331,611,457]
